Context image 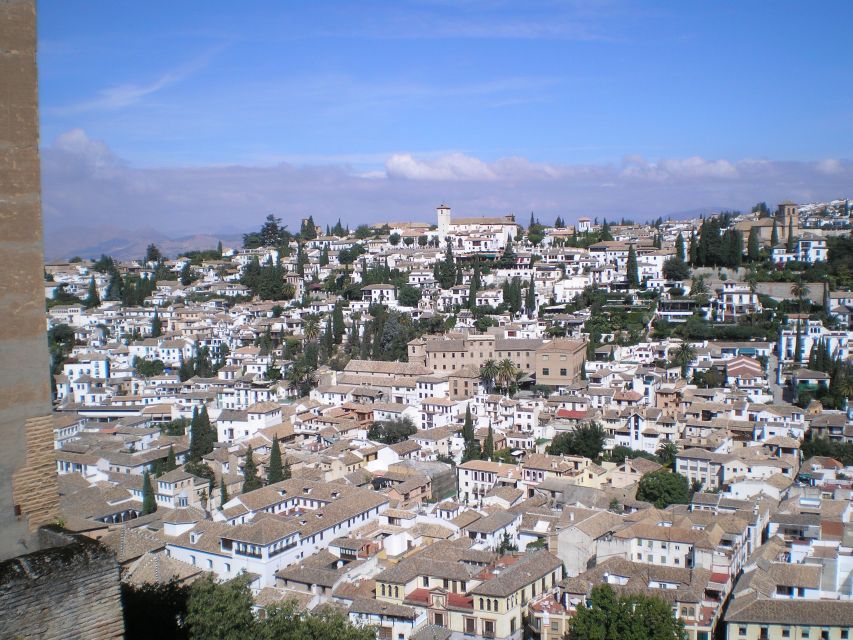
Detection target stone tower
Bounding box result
[436,203,451,242]
[0,0,60,559]
[775,201,799,244]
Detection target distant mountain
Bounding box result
[44,225,244,261]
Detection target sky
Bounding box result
[38,0,853,239]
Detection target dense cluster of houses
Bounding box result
[45,202,853,640]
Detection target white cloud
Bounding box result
[816,158,843,175]
[41,131,853,257]
[386,152,498,181]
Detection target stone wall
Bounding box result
[0,527,125,639]
[0,0,60,559]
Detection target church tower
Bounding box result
[436,203,451,242]
[775,201,799,243]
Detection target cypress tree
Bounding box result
[267,437,283,483]
[676,232,686,262]
[482,426,494,460]
[688,231,698,265]
[283,457,292,480]
[467,265,480,310]
[151,308,163,338]
[525,278,536,316]
[141,471,156,514]
[771,220,779,246]
[188,408,201,462]
[164,445,176,472]
[747,227,760,262]
[332,302,345,344]
[84,276,100,308]
[462,405,474,442]
[219,476,229,508]
[242,446,262,493]
[787,215,796,251]
[626,244,639,288]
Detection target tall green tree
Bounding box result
[189,406,215,462]
[332,302,345,345]
[462,405,475,442]
[675,232,686,261]
[151,308,163,338]
[482,426,494,460]
[242,446,262,493]
[84,276,100,308]
[525,278,536,316]
[267,437,283,484]
[771,219,780,246]
[626,244,639,287]
[747,227,761,262]
[219,476,229,508]
[141,471,157,514]
[164,445,177,473]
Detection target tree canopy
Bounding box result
[546,422,605,460]
[568,584,687,640]
[636,469,691,508]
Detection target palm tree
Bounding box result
[689,275,709,297]
[302,313,320,343]
[656,440,679,468]
[496,359,518,396]
[791,279,810,313]
[480,359,498,393]
[286,360,317,397]
[672,342,697,378]
[746,268,759,295]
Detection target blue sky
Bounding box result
[37,1,853,241]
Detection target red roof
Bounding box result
[556,409,588,420]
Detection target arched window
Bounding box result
[381,584,386,596]
[480,598,484,610]
[487,599,491,611]
[394,586,399,598]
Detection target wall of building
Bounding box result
[0,527,124,639]
[0,0,60,559]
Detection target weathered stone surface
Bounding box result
[0,527,125,639]
[0,0,59,559]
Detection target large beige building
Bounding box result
[408,334,542,375]
[534,339,587,387]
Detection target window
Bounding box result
[802,630,810,639]
[542,368,550,376]
[423,577,429,587]
[739,627,747,636]
[821,632,830,640]
[560,369,567,376]
[465,618,476,634]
